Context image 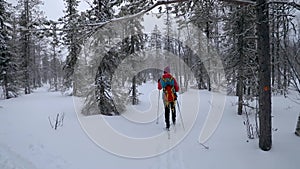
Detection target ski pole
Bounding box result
[176,100,185,131]
[156,90,160,124]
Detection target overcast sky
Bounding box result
[43,0,92,20]
[8,0,90,20]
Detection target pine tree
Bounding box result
[190,0,216,91]
[0,0,18,99]
[150,25,163,80]
[80,0,122,115]
[49,21,63,91]
[41,51,50,84]
[223,5,257,115]
[61,0,81,94]
[174,0,224,91]
[163,1,176,70]
[18,0,32,94]
[117,0,146,105]
[16,0,45,94]
[269,1,295,95]
[82,0,149,115]
[89,0,115,22]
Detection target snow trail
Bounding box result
[1,83,300,169]
[0,143,38,169]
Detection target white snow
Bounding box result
[0,82,300,169]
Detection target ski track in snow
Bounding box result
[0,143,38,169]
[151,124,187,169]
[153,133,183,169]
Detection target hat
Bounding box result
[164,66,170,73]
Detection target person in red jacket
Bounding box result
[158,66,179,130]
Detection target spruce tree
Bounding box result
[61,0,81,94]
[120,0,146,105]
[80,0,121,115]
[0,0,17,99]
[223,5,257,115]
[16,0,45,94]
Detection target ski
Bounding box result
[166,128,171,139]
[166,124,177,139]
[173,124,177,133]
[199,143,209,150]
[163,123,178,140]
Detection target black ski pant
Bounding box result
[165,101,176,129]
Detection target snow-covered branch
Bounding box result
[19,0,190,32]
[86,0,189,28]
[220,0,256,5]
[270,1,300,11]
[22,0,300,33]
[220,0,300,10]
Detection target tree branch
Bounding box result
[270,1,300,11]
[88,0,190,29]
[220,0,256,5]
[220,0,300,11]
[19,0,190,33]
[19,0,300,33]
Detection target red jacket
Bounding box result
[158,73,179,92]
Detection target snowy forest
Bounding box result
[1,0,300,155]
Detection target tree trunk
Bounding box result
[132,76,137,105]
[24,0,31,94]
[275,10,281,92]
[206,21,211,91]
[237,8,244,115]
[282,12,289,95]
[270,4,275,88]
[256,0,272,151]
[3,73,9,99]
[53,47,58,91]
[131,35,137,105]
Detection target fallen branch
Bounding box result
[48,112,65,130]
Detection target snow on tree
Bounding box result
[61,0,81,95]
[0,0,18,99]
[222,5,257,115]
[15,0,46,94]
[74,0,124,115]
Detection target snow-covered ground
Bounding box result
[0,82,299,169]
